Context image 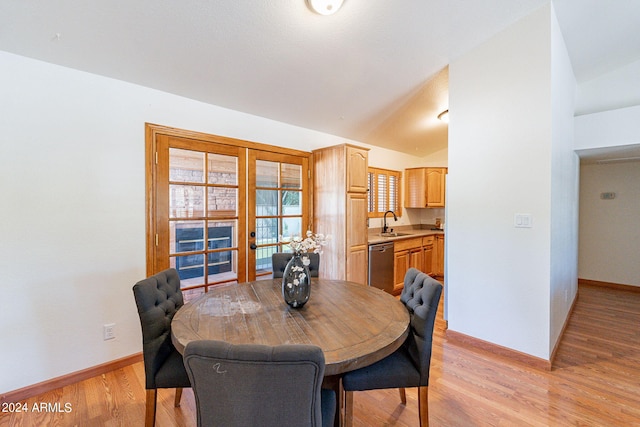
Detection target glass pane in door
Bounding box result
[170,220,205,253]
[207,153,237,185]
[281,163,302,188]
[282,217,302,239]
[282,190,302,216]
[170,185,205,218]
[207,187,237,217]
[256,190,279,215]
[170,149,205,183]
[256,160,279,187]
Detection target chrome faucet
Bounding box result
[382,210,398,234]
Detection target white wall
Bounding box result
[0,50,429,394]
[576,59,640,116]
[549,5,579,352]
[574,105,640,153]
[448,3,572,360]
[579,162,640,286]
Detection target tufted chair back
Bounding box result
[133,268,188,389]
[399,268,443,385]
[272,252,320,278]
[184,340,336,427]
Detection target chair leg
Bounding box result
[174,387,183,407]
[418,386,429,427]
[145,389,157,427]
[399,387,407,405]
[344,390,354,427]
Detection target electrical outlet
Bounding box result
[104,323,116,340]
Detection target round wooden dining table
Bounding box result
[171,278,410,376]
[171,278,409,426]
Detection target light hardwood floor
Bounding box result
[2,283,639,426]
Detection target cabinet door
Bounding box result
[404,168,427,208]
[347,246,368,285]
[423,244,434,276]
[405,167,447,208]
[347,193,368,248]
[409,247,424,272]
[434,235,445,277]
[347,193,368,283]
[394,250,409,294]
[346,146,368,193]
[426,168,447,207]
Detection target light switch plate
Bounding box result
[104,323,116,340]
[515,214,533,228]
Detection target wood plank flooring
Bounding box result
[2,283,640,426]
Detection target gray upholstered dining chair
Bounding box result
[272,252,320,278]
[133,268,191,427]
[183,340,336,427]
[342,268,442,427]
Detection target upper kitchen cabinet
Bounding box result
[313,144,369,285]
[404,167,448,208]
[346,145,368,193]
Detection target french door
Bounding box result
[146,125,311,299]
[248,150,310,280]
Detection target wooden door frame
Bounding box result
[145,123,313,278]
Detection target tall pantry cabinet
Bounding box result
[313,144,369,285]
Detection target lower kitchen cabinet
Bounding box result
[393,250,410,295]
[422,236,434,276]
[433,234,445,278]
[393,237,423,295]
[393,234,444,294]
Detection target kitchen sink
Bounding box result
[378,232,411,237]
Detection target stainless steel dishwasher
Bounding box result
[368,242,394,293]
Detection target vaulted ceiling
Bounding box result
[1,1,639,157]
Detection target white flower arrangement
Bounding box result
[286,264,307,289]
[280,230,330,254]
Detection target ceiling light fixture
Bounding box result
[437,109,449,123]
[306,0,344,15]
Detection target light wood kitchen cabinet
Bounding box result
[393,250,410,295]
[433,234,445,278]
[422,235,434,276]
[404,167,448,208]
[409,247,424,272]
[313,144,369,285]
[346,192,368,284]
[393,237,423,294]
[346,146,368,193]
[392,234,443,294]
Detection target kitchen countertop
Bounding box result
[368,226,444,245]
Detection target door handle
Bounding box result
[250,243,257,250]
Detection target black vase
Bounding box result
[281,252,311,308]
